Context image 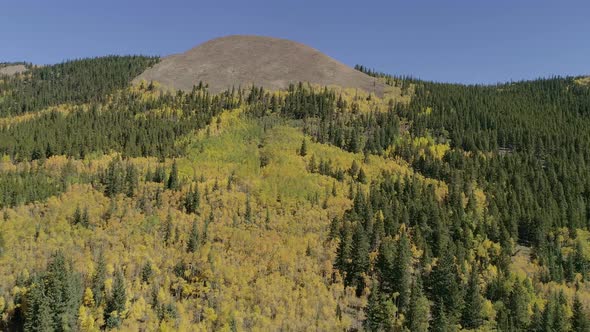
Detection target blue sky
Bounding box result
[1,0,589,84]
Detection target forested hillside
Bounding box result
[0,56,158,116]
[0,56,589,331]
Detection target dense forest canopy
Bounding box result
[0,56,158,116]
[0,56,589,331]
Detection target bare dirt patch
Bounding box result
[0,64,27,76]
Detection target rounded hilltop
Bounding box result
[0,64,28,76]
[134,35,386,95]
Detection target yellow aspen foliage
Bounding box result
[2,57,590,332]
[481,299,496,322]
[157,287,168,305]
[202,306,218,325]
[127,296,148,322]
[83,288,95,307]
[104,278,113,295]
[158,320,179,332]
[78,306,98,332]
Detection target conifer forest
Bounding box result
[1,56,590,331]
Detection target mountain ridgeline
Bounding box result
[0,38,589,331]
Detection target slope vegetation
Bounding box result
[2,54,590,332]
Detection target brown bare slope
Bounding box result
[134,35,386,95]
[0,64,27,76]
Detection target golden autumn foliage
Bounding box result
[2,81,590,332]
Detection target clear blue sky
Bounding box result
[2,0,589,84]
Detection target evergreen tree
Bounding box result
[104,157,125,198]
[167,160,179,190]
[153,166,166,183]
[357,167,367,184]
[393,229,412,311]
[184,185,200,214]
[336,222,353,278]
[364,282,395,332]
[141,261,153,283]
[461,265,484,329]
[348,129,360,153]
[496,304,512,332]
[431,298,450,332]
[406,276,430,332]
[509,279,530,329]
[299,139,308,157]
[350,223,370,295]
[245,195,253,223]
[72,205,82,225]
[24,276,53,332]
[376,237,396,294]
[105,268,126,329]
[81,207,90,227]
[552,291,569,332]
[328,218,341,242]
[24,251,82,331]
[163,212,173,246]
[92,251,107,307]
[124,163,138,197]
[572,294,589,332]
[542,297,556,332]
[371,211,385,250]
[187,220,200,253]
[529,303,543,332]
[46,251,82,331]
[574,241,588,280]
[429,246,462,323]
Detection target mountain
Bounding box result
[134,35,386,95]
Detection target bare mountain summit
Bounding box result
[134,35,386,95]
[0,64,27,76]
